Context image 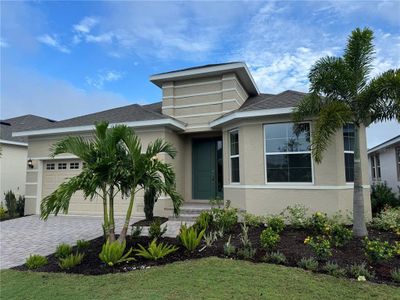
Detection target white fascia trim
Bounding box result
[26,182,38,185]
[185,125,212,130]
[13,119,186,137]
[31,155,78,160]
[163,99,239,109]
[176,110,232,119]
[0,139,28,146]
[210,107,294,127]
[223,184,371,190]
[367,135,400,154]
[25,195,37,199]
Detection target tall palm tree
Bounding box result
[294,28,399,237]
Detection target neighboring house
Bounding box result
[12,62,371,219]
[368,135,400,194]
[0,115,55,204]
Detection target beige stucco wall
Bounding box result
[222,116,371,220]
[0,143,27,204]
[161,73,248,132]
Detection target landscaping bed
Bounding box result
[131,216,168,227]
[13,223,400,285]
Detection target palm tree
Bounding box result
[41,122,130,242]
[117,134,183,242]
[293,28,399,237]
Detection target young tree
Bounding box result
[294,28,399,237]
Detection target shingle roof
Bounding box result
[239,90,307,111]
[18,102,169,132]
[1,115,55,143]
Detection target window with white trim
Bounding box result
[371,154,381,181]
[397,147,400,181]
[264,122,312,182]
[46,163,55,170]
[343,124,354,182]
[70,162,80,169]
[229,129,240,183]
[58,163,67,170]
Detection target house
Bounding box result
[0,115,55,204]
[368,135,400,193]
[12,62,372,219]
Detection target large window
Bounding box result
[343,124,355,182]
[264,122,312,183]
[371,154,381,181]
[229,129,240,183]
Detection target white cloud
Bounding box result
[0,38,9,48]
[73,16,98,34]
[85,32,114,44]
[86,70,124,89]
[0,66,131,120]
[37,34,70,53]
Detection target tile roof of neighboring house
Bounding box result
[13,102,171,134]
[238,90,307,111]
[0,115,56,143]
[151,62,242,76]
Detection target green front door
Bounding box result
[192,138,222,200]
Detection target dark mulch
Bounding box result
[13,224,400,285]
[131,217,168,227]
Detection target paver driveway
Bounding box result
[0,215,189,269]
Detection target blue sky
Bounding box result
[1,1,399,147]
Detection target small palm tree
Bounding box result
[294,28,399,237]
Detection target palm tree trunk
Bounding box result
[102,186,109,240]
[118,188,136,243]
[352,125,368,237]
[108,186,116,242]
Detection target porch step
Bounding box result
[167,203,212,222]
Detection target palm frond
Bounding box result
[358,69,400,123]
[344,27,375,92]
[311,101,353,163]
[50,136,93,160]
[293,93,324,123]
[94,121,109,140]
[146,139,177,159]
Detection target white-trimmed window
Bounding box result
[70,162,80,169]
[46,163,55,170]
[371,154,381,181]
[264,122,312,183]
[58,163,67,170]
[397,147,400,181]
[229,129,240,183]
[343,124,355,182]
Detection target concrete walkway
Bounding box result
[0,215,192,269]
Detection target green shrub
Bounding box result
[179,224,205,251]
[4,190,17,218]
[298,257,318,271]
[242,212,264,227]
[323,262,347,277]
[371,182,400,214]
[26,254,48,269]
[149,219,167,240]
[283,204,309,228]
[55,243,72,259]
[237,246,256,259]
[59,253,84,270]
[223,235,236,256]
[76,240,90,252]
[0,204,6,218]
[135,239,178,260]
[131,225,142,240]
[195,211,213,230]
[326,224,352,247]
[371,207,400,234]
[309,212,329,233]
[265,215,285,233]
[239,222,251,249]
[391,268,400,283]
[99,240,134,266]
[203,231,217,246]
[304,236,332,260]
[260,228,280,250]
[16,195,25,217]
[212,205,238,233]
[363,238,395,262]
[349,262,374,280]
[264,251,287,264]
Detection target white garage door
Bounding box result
[42,159,131,216]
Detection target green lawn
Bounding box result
[1,258,399,300]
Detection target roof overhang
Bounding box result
[367,135,400,154]
[13,119,186,138]
[210,107,294,128]
[150,62,260,96]
[0,139,28,147]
